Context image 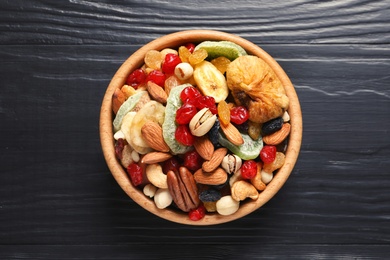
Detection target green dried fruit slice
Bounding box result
[218,131,263,160]
[195,41,247,61]
[113,91,147,132]
[162,83,193,154]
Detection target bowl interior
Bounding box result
[100,30,302,225]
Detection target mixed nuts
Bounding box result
[111,40,291,221]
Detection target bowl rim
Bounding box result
[100,29,302,225]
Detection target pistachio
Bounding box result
[221,154,242,175]
[189,107,217,136]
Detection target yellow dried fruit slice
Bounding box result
[193,61,228,103]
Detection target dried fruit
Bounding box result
[144,50,163,70]
[260,145,277,164]
[240,160,257,179]
[193,60,228,103]
[217,100,230,127]
[175,124,194,146]
[199,189,221,202]
[211,56,231,74]
[188,204,206,221]
[226,55,289,124]
[189,48,208,65]
[262,117,284,136]
[146,70,166,87]
[127,162,143,186]
[162,53,182,75]
[175,103,198,125]
[126,68,146,88]
[230,106,249,125]
[183,150,204,171]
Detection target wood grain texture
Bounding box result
[1,0,389,258]
[0,0,389,45]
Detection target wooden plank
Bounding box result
[0,0,389,44]
[0,245,389,259]
[1,44,389,249]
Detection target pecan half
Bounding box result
[167,167,200,212]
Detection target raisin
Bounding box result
[218,100,230,127]
[199,189,222,202]
[261,117,284,136]
[208,119,221,148]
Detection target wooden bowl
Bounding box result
[100,30,302,225]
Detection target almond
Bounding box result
[112,88,126,114]
[220,122,244,145]
[193,135,214,160]
[202,147,228,172]
[194,167,228,186]
[147,81,168,104]
[141,121,170,152]
[263,123,291,145]
[141,151,172,164]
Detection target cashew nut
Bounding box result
[231,180,259,201]
[250,162,266,191]
[145,163,168,189]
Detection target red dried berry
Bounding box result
[230,106,249,125]
[175,124,194,146]
[185,42,196,53]
[146,70,166,87]
[180,86,202,104]
[188,204,206,221]
[175,103,198,125]
[114,138,126,160]
[162,53,182,75]
[260,145,277,164]
[126,69,146,88]
[126,162,143,186]
[194,95,217,114]
[162,157,181,174]
[240,160,257,179]
[183,150,204,171]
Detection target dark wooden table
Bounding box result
[1,1,389,259]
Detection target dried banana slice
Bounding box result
[193,61,228,103]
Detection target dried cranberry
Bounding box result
[185,42,196,53]
[194,95,217,114]
[114,138,126,160]
[163,157,181,174]
[260,145,277,164]
[126,69,146,88]
[180,86,201,104]
[230,106,249,125]
[145,70,166,87]
[240,160,257,179]
[127,162,143,186]
[188,204,206,221]
[183,150,203,171]
[175,103,198,125]
[175,124,194,146]
[162,53,182,75]
[162,157,181,174]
